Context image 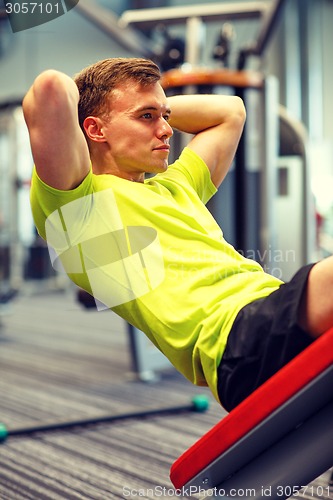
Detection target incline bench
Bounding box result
[170,328,333,499]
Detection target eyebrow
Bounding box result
[134,105,171,115]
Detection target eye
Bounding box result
[141,112,152,119]
[163,114,170,121]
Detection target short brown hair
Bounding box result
[74,57,161,129]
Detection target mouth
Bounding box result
[153,144,170,152]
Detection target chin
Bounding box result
[159,160,169,172]
[147,163,168,175]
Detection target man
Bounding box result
[24,57,333,411]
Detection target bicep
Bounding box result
[23,70,91,190]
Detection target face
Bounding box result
[100,81,173,180]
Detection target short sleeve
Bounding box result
[164,147,217,204]
[30,167,93,239]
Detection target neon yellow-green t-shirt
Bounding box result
[30,147,282,402]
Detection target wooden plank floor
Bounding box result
[0,286,331,499]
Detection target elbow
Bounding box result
[34,69,74,95]
[233,95,247,126]
[28,70,65,101]
[23,70,78,119]
[227,96,246,137]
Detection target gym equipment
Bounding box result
[0,101,69,294]
[170,328,333,499]
[237,0,287,70]
[0,101,23,313]
[75,0,155,58]
[276,105,314,280]
[0,395,209,443]
[120,2,266,69]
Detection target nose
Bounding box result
[158,118,173,139]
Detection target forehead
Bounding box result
[110,81,169,113]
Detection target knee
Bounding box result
[299,258,333,337]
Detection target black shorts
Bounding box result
[217,263,315,412]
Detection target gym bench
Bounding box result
[170,328,333,499]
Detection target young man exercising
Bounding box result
[24,57,333,412]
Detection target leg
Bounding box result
[298,255,333,338]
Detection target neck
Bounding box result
[89,144,147,182]
[91,158,145,183]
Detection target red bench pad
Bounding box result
[170,327,333,489]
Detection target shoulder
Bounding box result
[155,147,217,203]
[30,166,93,238]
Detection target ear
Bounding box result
[83,116,107,143]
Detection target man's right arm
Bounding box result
[23,70,91,191]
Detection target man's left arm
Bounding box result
[167,94,246,188]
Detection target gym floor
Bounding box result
[0,287,331,499]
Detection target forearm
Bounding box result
[167,94,246,135]
[167,93,246,188]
